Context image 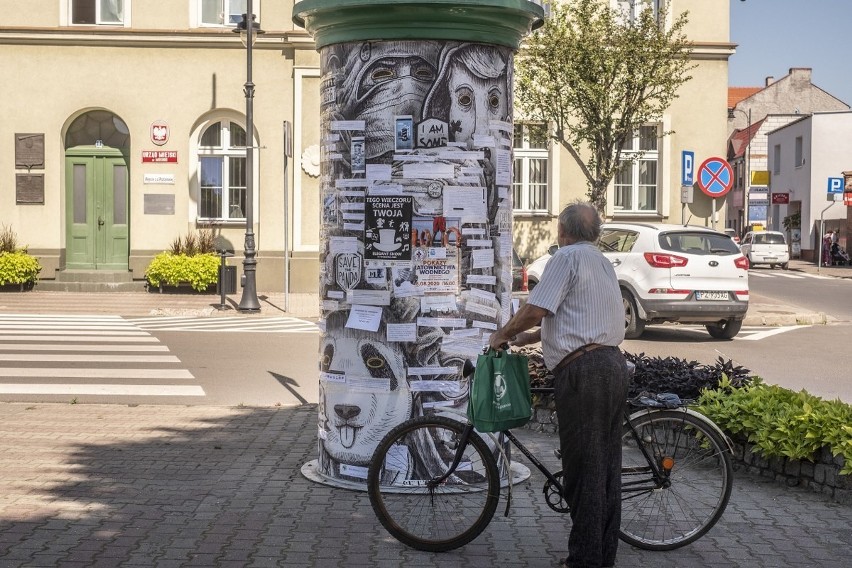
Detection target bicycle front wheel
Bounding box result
[367,416,500,552]
[620,409,733,550]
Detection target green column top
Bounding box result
[292,0,545,50]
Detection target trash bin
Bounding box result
[218,265,236,295]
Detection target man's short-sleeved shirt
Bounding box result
[527,241,624,370]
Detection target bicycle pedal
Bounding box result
[553,448,562,459]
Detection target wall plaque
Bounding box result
[16,174,45,204]
[143,194,176,215]
[15,133,45,169]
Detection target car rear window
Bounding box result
[658,231,740,255]
[753,233,786,245]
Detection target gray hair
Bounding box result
[558,201,601,242]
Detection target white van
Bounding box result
[740,231,789,269]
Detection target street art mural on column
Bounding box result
[316,40,516,483]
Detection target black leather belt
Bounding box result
[553,343,608,372]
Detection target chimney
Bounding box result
[765,76,774,87]
[789,67,812,84]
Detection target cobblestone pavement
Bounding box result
[1,403,850,567]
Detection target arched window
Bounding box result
[197,120,247,220]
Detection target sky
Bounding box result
[728,0,852,105]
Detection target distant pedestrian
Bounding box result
[823,231,833,266]
[831,230,839,246]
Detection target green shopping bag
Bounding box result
[467,349,532,433]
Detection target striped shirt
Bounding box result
[527,241,624,370]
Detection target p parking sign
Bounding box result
[681,151,695,186]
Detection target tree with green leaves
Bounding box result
[515,0,694,212]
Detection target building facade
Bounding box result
[726,68,849,238]
[767,112,852,261]
[2,0,738,299]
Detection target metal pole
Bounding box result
[238,0,261,312]
[743,108,751,234]
[283,121,291,313]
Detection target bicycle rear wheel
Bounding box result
[620,409,733,550]
[367,416,500,552]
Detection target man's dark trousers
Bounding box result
[554,347,629,568]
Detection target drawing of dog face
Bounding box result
[319,325,412,466]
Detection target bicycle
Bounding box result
[367,361,733,553]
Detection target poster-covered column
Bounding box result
[294,0,544,486]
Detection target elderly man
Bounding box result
[489,201,628,568]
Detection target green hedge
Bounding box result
[697,377,852,475]
[144,252,220,292]
[0,251,42,285]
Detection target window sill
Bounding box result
[197,219,246,226]
[513,210,553,218]
[612,211,662,219]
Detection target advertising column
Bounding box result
[293,0,544,486]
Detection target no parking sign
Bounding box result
[697,157,733,198]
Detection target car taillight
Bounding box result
[521,265,529,292]
[643,252,688,268]
[734,256,749,270]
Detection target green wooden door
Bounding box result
[65,149,129,270]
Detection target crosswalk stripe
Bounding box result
[0,329,151,336]
[772,273,805,279]
[0,368,194,379]
[747,272,772,278]
[0,354,180,363]
[0,334,160,343]
[0,324,139,331]
[127,315,319,333]
[0,384,205,396]
[0,344,170,352]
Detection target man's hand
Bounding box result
[488,330,510,352]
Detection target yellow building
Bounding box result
[0,0,732,297]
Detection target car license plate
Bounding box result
[696,291,729,301]
[765,257,777,261]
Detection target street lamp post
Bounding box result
[729,107,751,234]
[234,3,264,312]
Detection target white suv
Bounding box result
[526,223,750,339]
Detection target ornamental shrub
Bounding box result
[697,377,852,475]
[0,250,42,285]
[144,252,219,292]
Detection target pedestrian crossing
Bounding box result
[748,270,836,280]
[0,314,204,400]
[126,315,320,333]
[658,324,805,341]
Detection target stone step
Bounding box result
[54,270,135,283]
[35,280,148,293]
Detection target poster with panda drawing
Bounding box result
[315,39,515,483]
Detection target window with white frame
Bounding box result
[197,120,248,221]
[614,124,659,213]
[614,0,662,24]
[512,123,549,213]
[69,0,128,26]
[197,0,258,27]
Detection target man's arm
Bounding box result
[488,303,549,351]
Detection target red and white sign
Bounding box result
[697,157,733,198]
[150,120,169,146]
[845,192,852,207]
[142,150,177,163]
[771,193,790,204]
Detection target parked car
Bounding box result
[739,230,789,270]
[723,228,741,246]
[524,223,750,339]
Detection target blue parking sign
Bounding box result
[682,151,694,186]
[828,177,844,194]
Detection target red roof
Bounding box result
[728,117,765,159]
[728,87,762,109]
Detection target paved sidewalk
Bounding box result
[0,403,850,568]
